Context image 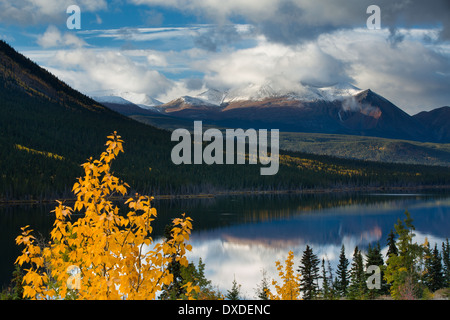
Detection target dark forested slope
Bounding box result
[0,40,448,200]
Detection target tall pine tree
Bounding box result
[429,244,444,292]
[366,242,387,297]
[226,276,242,300]
[348,246,367,299]
[386,229,398,258]
[335,244,350,297]
[442,239,450,288]
[320,258,335,299]
[298,245,320,300]
[255,269,270,300]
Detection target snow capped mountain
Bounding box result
[179,95,218,107]
[86,82,449,143]
[195,88,227,106]
[167,82,364,107]
[223,83,278,103]
[89,90,163,111]
[302,82,364,101]
[118,91,163,109]
[93,95,133,105]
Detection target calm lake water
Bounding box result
[1,191,449,298]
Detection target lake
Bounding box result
[1,191,449,298]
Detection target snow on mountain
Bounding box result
[305,83,364,101]
[195,89,227,106]
[179,95,218,107]
[118,91,163,108]
[89,90,163,110]
[93,95,133,105]
[223,83,278,103]
[190,82,364,105]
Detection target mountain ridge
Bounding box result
[146,86,449,143]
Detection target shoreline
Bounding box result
[1,184,449,205]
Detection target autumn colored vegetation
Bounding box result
[4,134,450,300]
[14,132,198,299]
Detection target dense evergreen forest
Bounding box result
[1,40,450,201]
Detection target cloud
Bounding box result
[190,27,449,113]
[193,24,256,52]
[197,39,353,92]
[132,0,450,44]
[0,0,107,25]
[39,48,173,97]
[37,25,87,48]
[129,0,277,24]
[79,26,200,44]
[318,28,450,114]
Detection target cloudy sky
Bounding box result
[1,0,449,114]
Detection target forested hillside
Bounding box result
[0,40,449,201]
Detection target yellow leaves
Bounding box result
[23,286,37,300]
[15,253,29,266]
[183,282,200,300]
[266,251,302,300]
[15,132,195,300]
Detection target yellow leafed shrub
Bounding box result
[15,132,198,300]
[266,250,302,300]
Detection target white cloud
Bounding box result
[37,48,174,98]
[197,38,352,92]
[130,0,277,24]
[131,0,450,43]
[318,28,450,113]
[37,25,86,48]
[79,26,201,42]
[0,0,107,25]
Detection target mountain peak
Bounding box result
[89,90,162,110]
[195,89,226,106]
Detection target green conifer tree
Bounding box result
[442,239,450,287]
[366,242,387,297]
[429,244,444,292]
[386,229,398,258]
[348,246,367,299]
[320,258,335,299]
[298,245,320,300]
[226,276,242,300]
[255,269,270,300]
[335,244,350,297]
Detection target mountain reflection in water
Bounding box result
[180,194,450,297]
[1,192,449,297]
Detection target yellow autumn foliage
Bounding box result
[15,132,198,300]
[266,251,302,300]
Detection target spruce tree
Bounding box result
[386,229,398,258]
[320,258,335,299]
[348,246,367,299]
[366,242,387,297]
[442,239,450,287]
[226,276,242,300]
[423,240,433,290]
[255,269,270,300]
[298,245,320,300]
[429,244,444,292]
[335,244,350,297]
